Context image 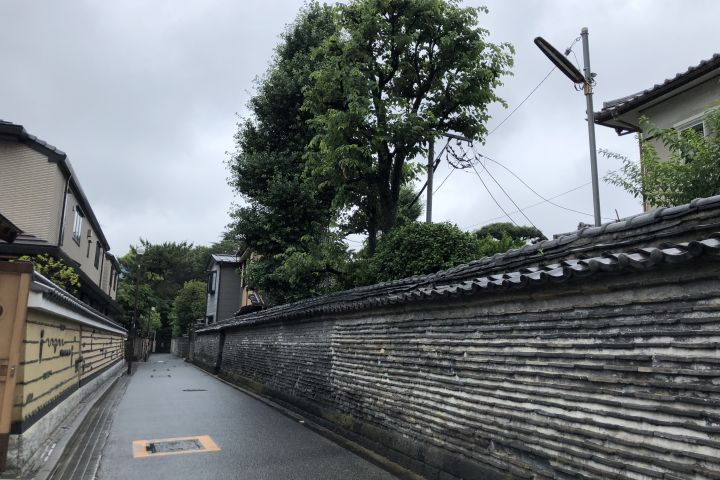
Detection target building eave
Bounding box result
[595,53,720,133]
[0,211,23,243]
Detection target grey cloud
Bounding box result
[1,0,716,255]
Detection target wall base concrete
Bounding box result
[5,360,123,475]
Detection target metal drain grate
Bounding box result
[147,439,202,454]
[182,389,207,392]
[133,435,221,458]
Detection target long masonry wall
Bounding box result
[194,261,720,480]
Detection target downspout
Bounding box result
[57,175,71,246]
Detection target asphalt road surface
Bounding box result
[96,354,398,480]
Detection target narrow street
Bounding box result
[57,354,398,480]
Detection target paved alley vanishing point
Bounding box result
[51,354,398,480]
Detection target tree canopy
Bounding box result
[170,280,207,336]
[225,0,513,303]
[604,108,720,207]
[227,2,344,304]
[356,221,538,285]
[303,0,513,252]
[474,222,546,243]
[116,238,233,334]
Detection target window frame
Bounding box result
[72,207,84,245]
[94,242,102,269]
[674,110,713,138]
[207,270,217,294]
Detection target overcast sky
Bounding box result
[1,1,718,256]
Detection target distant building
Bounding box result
[205,251,264,325]
[205,253,243,325]
[0,119,121,317]
[595,53,720,161]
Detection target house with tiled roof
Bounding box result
[595,53,720,161]
[0,119,121,318]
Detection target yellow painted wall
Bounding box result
[79,329,124,382]
[12,310,124,426]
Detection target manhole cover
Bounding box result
[133,435,220,458]
[147,439,202,454]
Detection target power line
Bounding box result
[470,164,520,227]
[433,167,455,194]
[419,35,583,208]
[476,152,615,221]
[487,67,555,137]
[472,153,540,230]
[467,182,591,229]
[408,137,451,209]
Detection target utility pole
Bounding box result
[426,139,434,223]
[127,246,144,375]
[581,27,601,227]
[535,30,602,227]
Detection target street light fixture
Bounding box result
[535,28,602,227]
[127,245,145,375]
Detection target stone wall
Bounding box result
[171,336,189,359]
[194,258,720,480]
[193,331,220,373]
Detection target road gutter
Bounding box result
[193,363,425,480]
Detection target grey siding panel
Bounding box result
[0,140,64,242]
[59,191,107,287]
[216,265,242,322]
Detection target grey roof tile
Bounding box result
[31,271,126,333]
[198,195,720,333]
[596,53,720,121]
[211,253,242,264]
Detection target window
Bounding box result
[675,112,711,138]
[72,207,84,244]
[207,271,217,294]
[683,122,706,136]
[94,243,102,268]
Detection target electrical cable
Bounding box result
[472,153,540,230]
[470,164,520,227]
[468,182,591,228]
[476,151,615,221]
[487,67,555,137]
[433,168,455,194]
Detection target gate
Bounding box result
[0,262,32,471]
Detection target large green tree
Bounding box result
[604,108,720,207]
[303,0,513,252]
[170,280,207,336]
[227,2,346,304]
[117,240,222,332]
